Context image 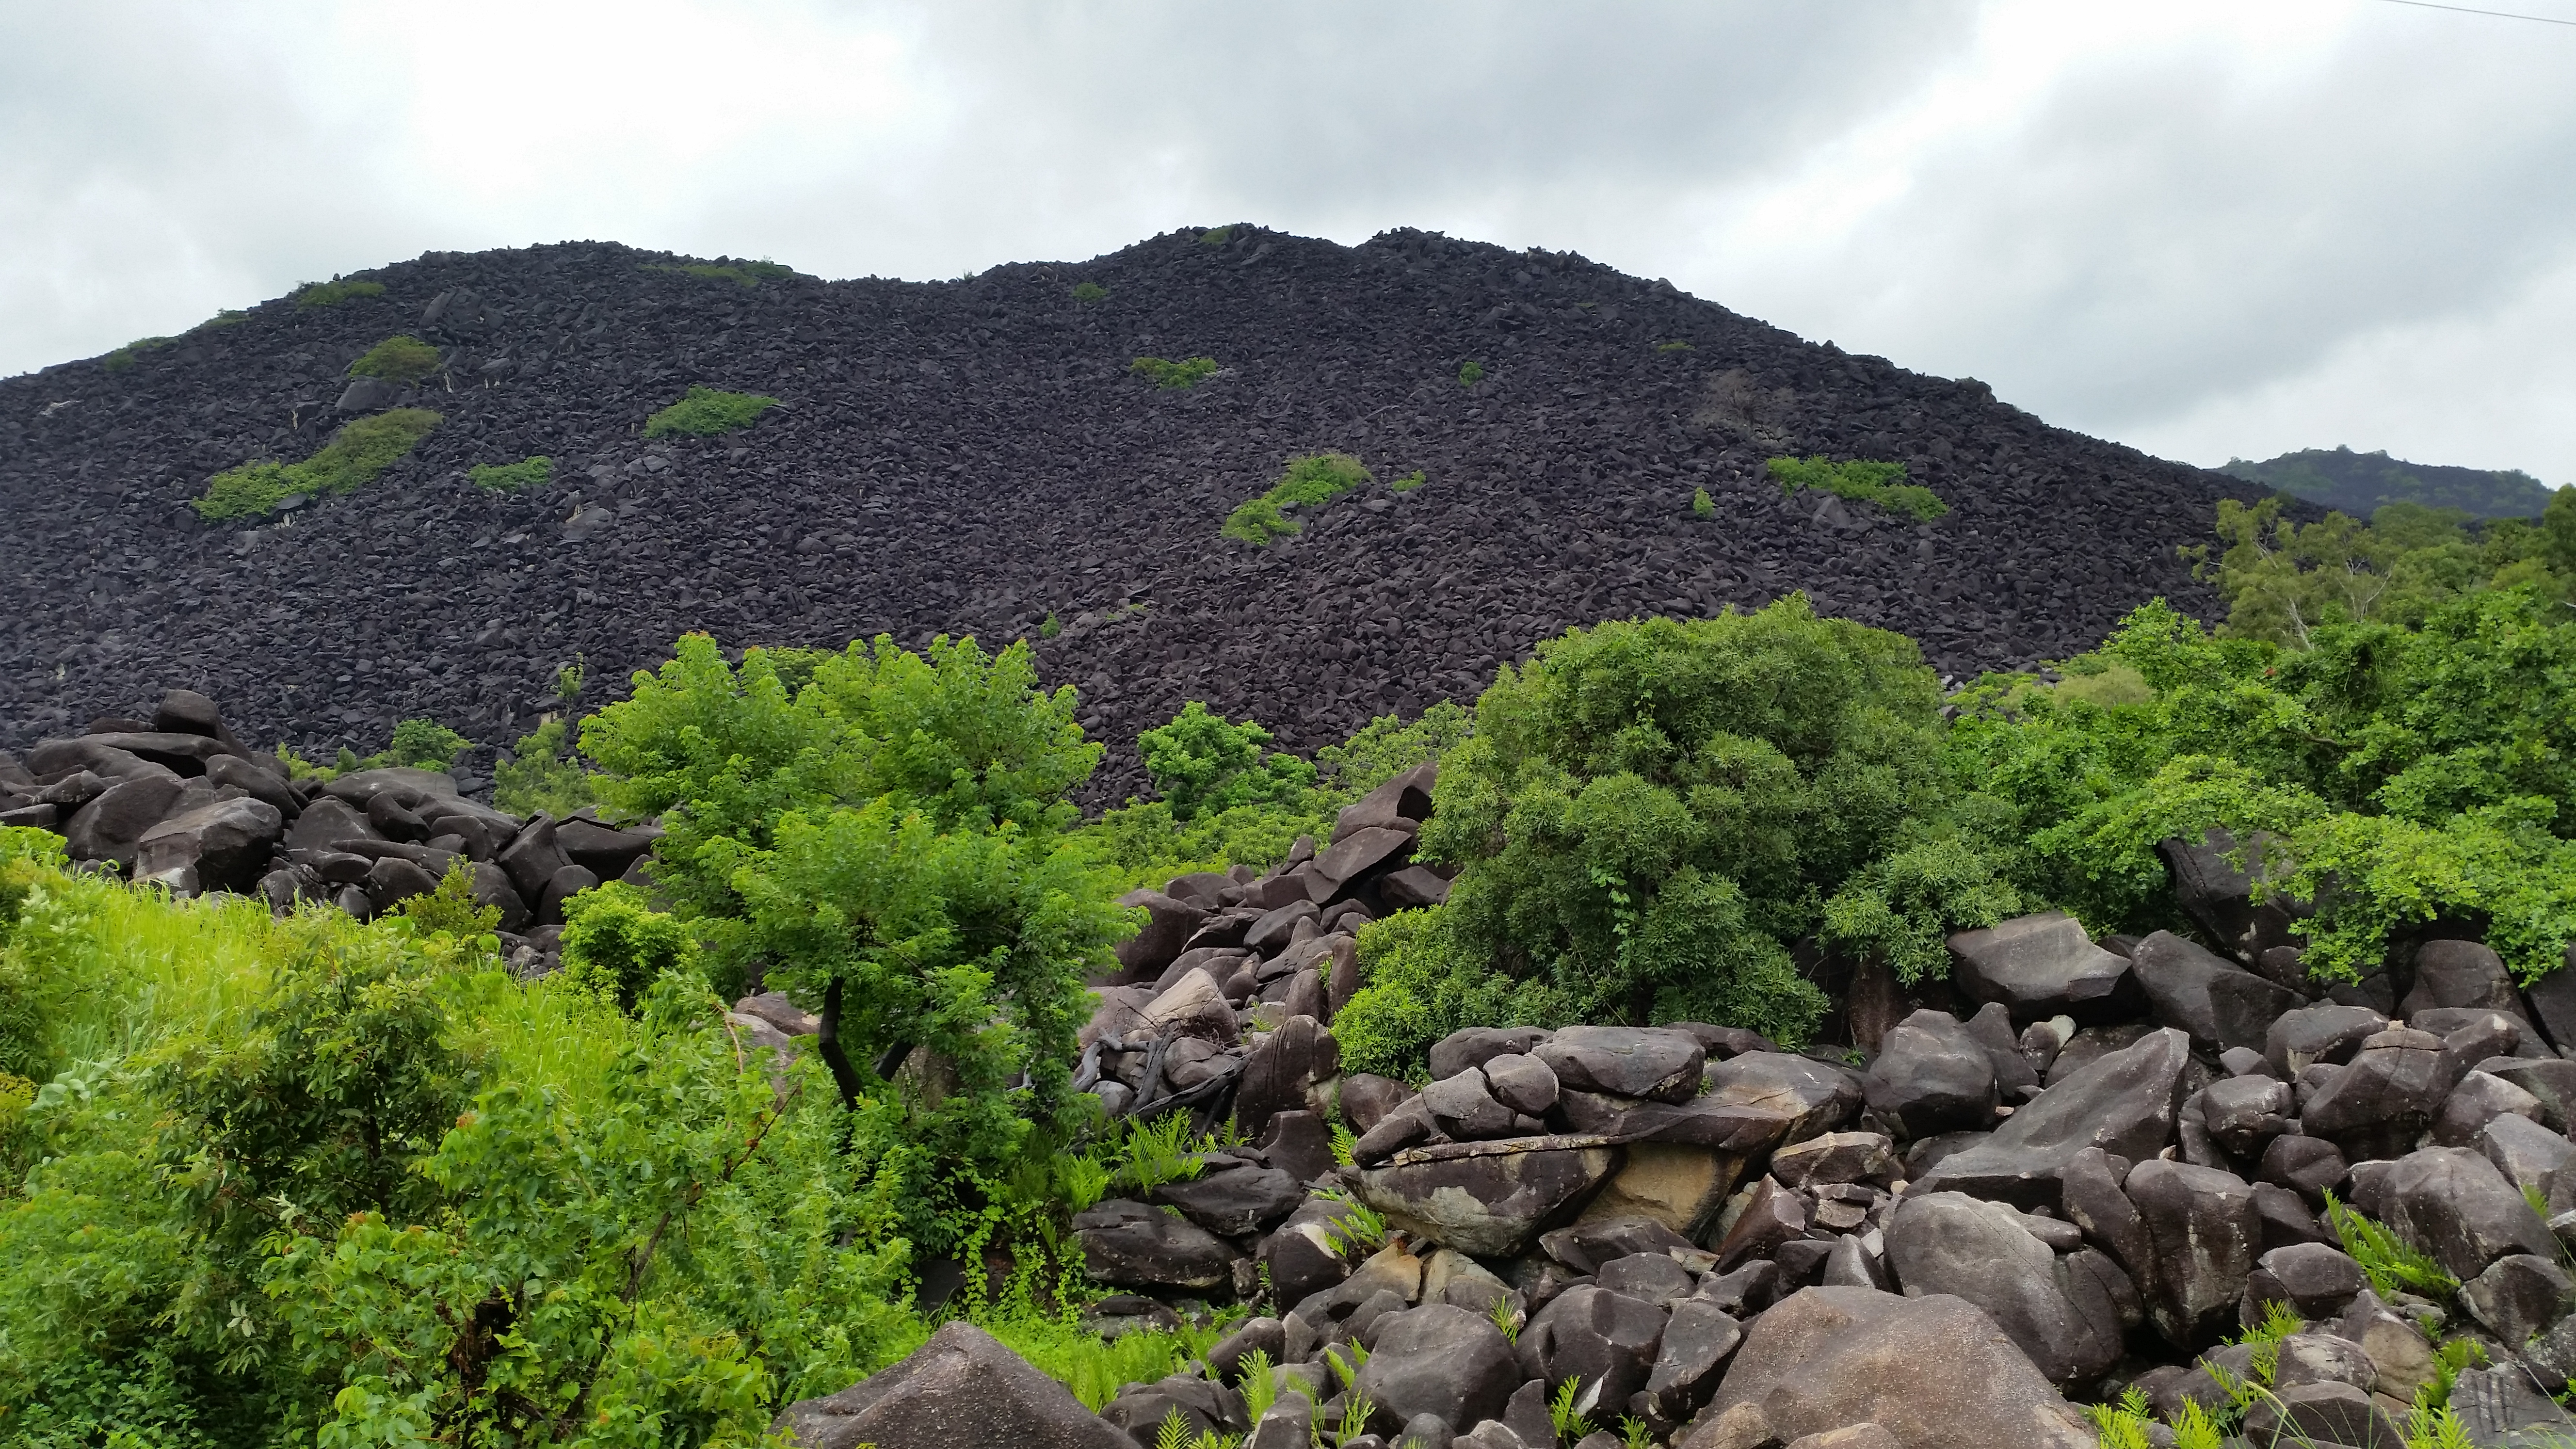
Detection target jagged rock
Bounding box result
[1155,1161,1304,1237]
[2432,1069,2544,1147]
[2266,1002,2388,1076]
[1517,1285,1669,1414]
[1712,1176,1808,1271]
[1701,1052,1862,1144]
[2382,1145,2558,1281]
[2243,1242,2367,1321]
[1705,1287,2093,1449]
[2402,939,2526,1019]
[131,795,285,895]
[1882,1191,2126,1387]
[1235,1015,1338,1130]
[2300,1026,2453,1161]
[1353,1139,1624,1257]
[1115,889,1210,977]
[1071,1198,1237,1292]
[1861,1010,1996,1140]
[61,773,187,867]
[1261,1194,1363,1306]
[2460,1253,2575,1345]
[1535,1026,1705,1103]
[1353,1304,1520,1434]
[2479,1111,2576,1215]
[1631,1299,1740,1433]
[1947,911,2137,1022]
[2477,1057,2576,1133]
[770,1321,1133,1449]
[1915,1027,2189,1208]
[2129,930,2302,1055]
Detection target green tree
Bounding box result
[1138,702,1317,821]
[1417,597,1959,1037]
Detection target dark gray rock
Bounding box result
[1915,1027,2189,1209]
[1946,911,2137,1023]
[1155,1162,1304,1237]
[2460,1253,2575,1345]
[1353,1304,1520,1434]
[2479,1111,2576,1216]
[132,795,284,895]
[363,854,442,914]
[2301,1026,2454,1161]
[1428,1027,1552,1083]
[1340,1074,1414,1134]
[2432,1069,2544,1148]
[2198,1075,2295,1159]
[770,1321,1133,1449]
[1261,1195,1363,1306]
[1767,1131,1899,1190]
[1861,1010,1997,1140]
[61,773,188,867]
[2243,1242,2367,1321]
[1353,1139,1624,1257]
[1115,889,1211,977]
[1235,1015,1339,1132]
[2382,1145,2558,1281]
[1424,1067,1520,1141]
[2126,1159,2261,1349]
[1594,1253,1694,1305]
[1632,1299,1739,1433]
[1534,1026,1705,1103]
[1701,1052,1862,1144]
[1103,1375,1245,1443]
[2240,1381,2405,1449]
[1483,1052,1560,1116]
[2478,1057,2576,1133]
[2265,1002,2388,1076]
[1072,1197,1237,1292]
[496,815,573,905]
[1883,1190,2126,1387]
[2402,939,2526,1020]
[1517,1286,1667,1415]
[2130,930,2302,1055]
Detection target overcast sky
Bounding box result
[6,0,2572,482]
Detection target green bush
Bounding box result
[1199,226,1233,245]
[1330,908,1577,1083]
[1416,597,1966,1039]
[194,408,442,518]
[1071,282,1110,303]
[1039,612,1062,640]
[386,718,469,770]
[1391,470,1429,493]
[641,259,796,288]
[645,385,780,438]
[1655,339,1695,354]
[1223,452,1373,545]
[493,716,598,818]
[1458,361,1485,387]
[1692,486,1714,518]
[1768,455,1949,523]
[1130,356,1219,390]
[101,335,175,372]
[2183,492,2576,645]
[468,455,552,490]
[558,880,698,1010]
[294,277,385,308]
[347,334,442,386]
[1140,702,1317,821]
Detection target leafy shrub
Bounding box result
[1071,282,1110,303]
[1331,908,1577,1082]
[558,880,697,1010]
[1692,486,1714,518]
[101,335,175,372]
[1199,226,1233,245]
[1458,361,1485,387]
[641,258,796,287]
[1417,597,1966,1039]
[1769,455,1949,522]
[1140,701,1317,821]
[1655,339,1695,354]
[1130,355,1219,390]
[1040,611,1063,639]
[295,277,385,308]
[397,859,503,942]
[645,385,781,438]
[347,334,442,386]
[387,717,469,770]
[468,455,552,490]
[2184,492,2576,645]
[1223,452,1373,546]
[194,407,443,518]
[1391,470,1429,493]
[494,716,597,818]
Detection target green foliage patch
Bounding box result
[468,454,552,490]
[294,277,386,308]
[642,258,797,288]
[1391,470,1429,493]
[347,334,443,386]
[193,407,442,519]
[1769,455,1949,522]
[1458,361,1485,387]
[2184,492,2576,646]
[1223,452,1373,546]
[1071,281,1110,303]
[493,716,598,818]
[1130,355,1220,390]
[645,384,780,438]
[1140,702,1317,821]
[1692,486,1714,518]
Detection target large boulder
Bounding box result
[1071,1198,1236,1292]
[132,796,285,895]
[2265,1002,2388,1076]
[2402,939,2526,1020]
[1701,1052,1862,1143]
[1882,1191,2128,1388]
[1430,1026,1553,1082]
[2301,1027,2453,1161]
[1861,1011,1997,1140]
[1353,1138,1624,1257]
[1234,1016,1338,1132]
[1353,1304,1521,1434]
[1705,1286,2093,1449]
[1155,1162,1304,1238]
[60,773,188,867]
[1914,1028,2189,1208]
[1947,911,2137,1023]
[1113,888,1209,979]
[2159,828,2302,966]
[1517,1286,1669,1415]
[2125,1159,2261,1349]
[2128,931,2302,1055]
[2380,1146,2557,1282]
[1535,1026,1705,1103]
[770,1321,1133,1449]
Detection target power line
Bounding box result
[2370,0,2576,26]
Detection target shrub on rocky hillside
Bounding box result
[1128,355,1218,389]
[641,258,796,288]
[467,454,552,490]
[347,334,442,386]
[193,407,442,518]
[1138,701,1315,821]
[1769,454,1948,522]
[644,384,780,437]
[492,716,597,817]
[1223,452,1373,545]
[292,276,385,308]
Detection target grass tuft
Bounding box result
[1223,453,1373,546]
[1071,282,1110,304]
[1769,454,1949,523]
[1655,339,1695,354]
[1130,356,1219,390]
[1692,486,1715,518]
[296,278,386,308]
[645,386,780,438]
[640,259,796,289]
[348,335,443,387]
[469,456,553,491]
[1390,470,1428,493]
[1457,361,1484,387]
[194,409,442,519]
[1199,226,1232,245]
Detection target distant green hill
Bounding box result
[2222,445,2555,519]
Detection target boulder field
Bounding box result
[0,225,2278,803]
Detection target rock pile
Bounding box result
[0,225,2279,803]
[0,686,655,969]
[766,815,2576,1447]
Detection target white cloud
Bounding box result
[4,0,2572,482]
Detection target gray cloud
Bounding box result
[4,0,2571,482]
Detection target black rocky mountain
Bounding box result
[0,225,2269,802]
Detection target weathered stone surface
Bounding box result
[2126,1159,2261,1348]
[1102,1375,1245,1443]
[61,773,187,867]
[2431,1069,2544,1148]
[1635,1299,1741,1433]
[1235,1015,1339,1131]
[1536,1026,1706,1103]
[1315,825,1413,886]
[1712,1176,1808,1272]
[2300,1027,2452,1161]
[1916,1028,2189,1208]
[1768,1131,1900,1190]
[2403,939,2526,1020]
[2240,1381,2405,1449]
[1155,1162,1304,1238]
[1706,1287,2093,1449]
[2269,1331,2376,1393]
[1353,1304,1521,1434]
[2460,1253,2575,1345]
[2479,1111,2576,1217]
[2382,1145,2557,1281]
[1578,1141,1745,1242]
[1143,967,1241,1046]
[1353,1140,1624,1257]
[1114,889,1211,977]
[2243,1242,2367,1322]
[2130,930,2303,1055]
[2265,1001,2387,1076]
[1341,1073,1414,1134]
[1948,911,2138,1023]
[1862,1010,1997,1140]
[2198,1076,2295,1160]
[1428,1026,1553,1082]
[1425,1067,1521,1141]
[1072,1198,1236,1291]
[1883,1191,2125,1388]
[1261,1195,1361,1306]
[770,1321,1134,1449]
[1701,1052,1862,1144]
[132,795,284,895]
[1483,1052,1560,1116]
[1518,1286,1669,1415]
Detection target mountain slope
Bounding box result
[2222,445,2555,519]
[0,225,2268,800]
